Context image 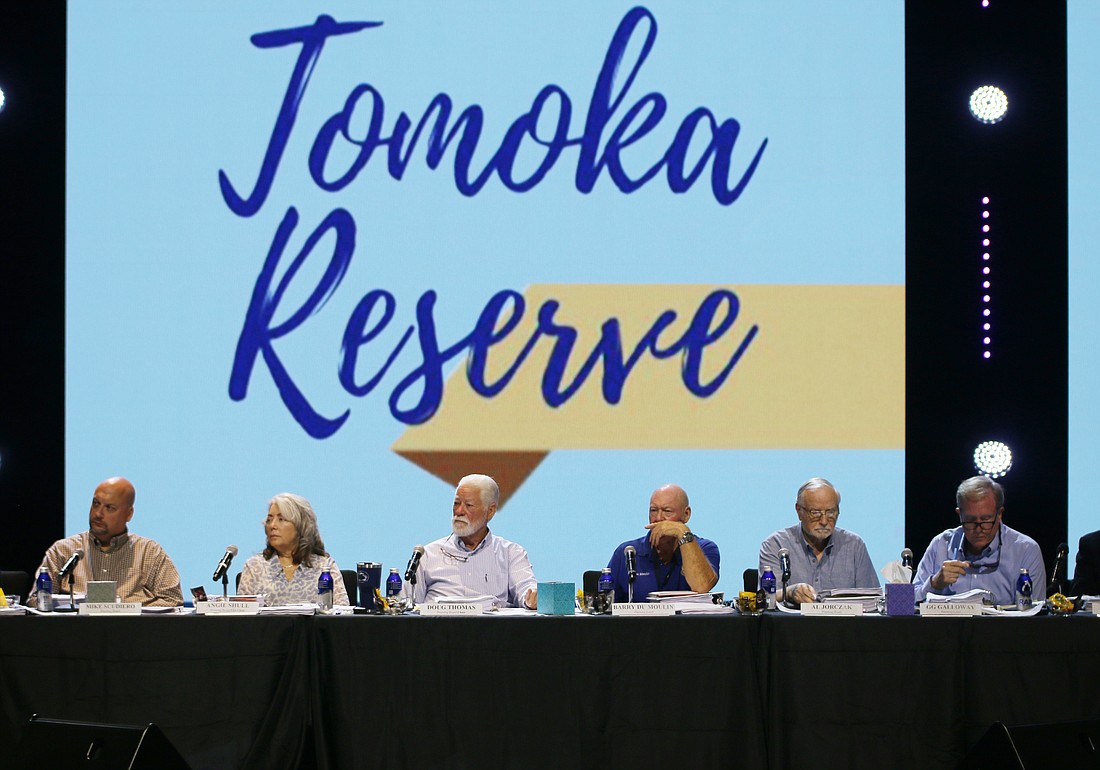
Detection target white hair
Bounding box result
[456,474,499,508]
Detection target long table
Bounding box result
[2,612,1099,769]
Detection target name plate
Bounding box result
[422,602,483,616]
[196,601,261,615]
[78,602,141,616]
[801,602,863,616]
[920,602,982,617]
[612,602,675,616]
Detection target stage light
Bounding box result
[969,85,1008,124]
[0,85,6,115]
[974,440,1012,478]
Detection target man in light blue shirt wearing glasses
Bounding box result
[413,474,539,609]
[759,477,880,605]
[913,475,1045,606]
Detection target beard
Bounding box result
[452,516,474,537]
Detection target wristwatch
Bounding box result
[677,531,696,546]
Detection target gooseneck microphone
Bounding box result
[58,549,85,580]
[212,545,238,582]
[405,545,425,583]
[901,548,913,569]
[625,545,638,603]
[778,548,792,606]
[778,548,791,583]
[624,545,637,583]
[1048,542,1068,595]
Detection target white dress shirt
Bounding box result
[413,531,537,608]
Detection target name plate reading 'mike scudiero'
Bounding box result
[78,602,142,616]
[612,603,675,616]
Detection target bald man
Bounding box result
[605,484,720,602]
[30,477,183,607]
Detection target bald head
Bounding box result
[89,477,136,545]
[649,484,691,524]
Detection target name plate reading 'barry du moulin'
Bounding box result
[801,602,864,617]
[421,602,484,616]
[196,601,262,615]
[78,602,141,616]
[612,602,675,617]
[919,602,982,617]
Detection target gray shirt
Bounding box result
[759,524,880,596]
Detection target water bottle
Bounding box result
[760,568,777,610]
[317,569,334,612]
[1015,568,1033,611]
[597,567,614,613]
[36,568,53,612]
[386,568,403,600]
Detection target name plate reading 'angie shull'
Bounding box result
[196,601,262,615]
[612,603,675,616]
[919,603,982,617]
[801,602,864,617]
[78,602,141,616]
[421,603,484,616]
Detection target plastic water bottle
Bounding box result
[597,567,614,613]
[1015,568,1033,611]
[760,568,777,610]
[317,569,334,612]
[36,568,53,612]
[386,567,403,600]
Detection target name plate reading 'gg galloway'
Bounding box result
[919,603,982,617]
[78,602,142,616]
[612,603,675,617]
[801,602,864,617]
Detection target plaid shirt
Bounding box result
[31,531,184,607]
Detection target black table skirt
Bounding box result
[3,613,1099,770]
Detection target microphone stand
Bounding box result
[55,572,77,613]
[221,572,229,602]
[781,571,791,608]
[406,571,417,613]
[627,573,635,604]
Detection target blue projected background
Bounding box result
[1068,1,1099,570]
[65,2,906,597]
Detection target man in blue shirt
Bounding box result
[914,475,1045,606]
[759,477,880,605]
[606,484,719,602]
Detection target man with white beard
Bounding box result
[413,474,539,609]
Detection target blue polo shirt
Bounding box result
[606,534,720,602]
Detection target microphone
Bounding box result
[778,548,791,583]
[901,548,913,568]
[58,549,85,580]
[625,545,637,583]
[404,544,425,582]
[1049,542,1068,594]
[212,545,238,582]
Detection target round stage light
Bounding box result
[974,440,1012,478]
[0,85,6,115]
[969,86,1008,124]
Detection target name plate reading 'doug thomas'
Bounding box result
[422,602,484,616]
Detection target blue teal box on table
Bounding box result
[537,581,575,615]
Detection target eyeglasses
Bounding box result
[798,506,839,521]
[959,514,999,531]
[957,527,1002,570]
[440,549,470,563]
